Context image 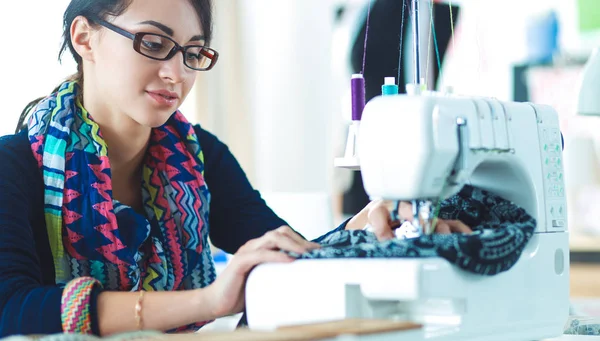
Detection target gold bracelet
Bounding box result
[135,290,145,330]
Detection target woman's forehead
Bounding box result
[116,0,203,37]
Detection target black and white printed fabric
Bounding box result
[291,185,536,276]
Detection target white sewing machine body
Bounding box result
[246,93,570,340]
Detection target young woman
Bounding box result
[0,0,471,337]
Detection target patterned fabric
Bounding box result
[291,185,536,276]
[564,318,600,335]
[28,82,215,330]
[60,277,102,334]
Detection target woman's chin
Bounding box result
[135,112,175,129]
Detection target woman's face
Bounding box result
[90,0,203,128]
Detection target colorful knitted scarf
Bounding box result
[28,82,216,293]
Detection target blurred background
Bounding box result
[2,0,600,300]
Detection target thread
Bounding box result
[397,0,407,85]
[382,77,399,95]
[449,0,456,54]
[351,74,366,121]
[425,0,433,89]
[362,0,374,74]
[425,0,442,88]
[412,0,421,84]
[431,11,442,75]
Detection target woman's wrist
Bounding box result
[346,211,366,230]
[345,203,373,230]
[345,200,387,231]
[193,286,221,321]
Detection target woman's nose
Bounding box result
[159,51,188,84]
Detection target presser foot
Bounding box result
[389,200,437,238]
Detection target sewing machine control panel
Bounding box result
[536,106,567,232]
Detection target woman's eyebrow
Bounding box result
[138,20,205,42]
[189,35,205,42]
[138,20,173,36]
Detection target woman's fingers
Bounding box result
[434,219,473,234]
[367,204,396,240]
[240,228,320,255]
[233,249,295,275]
[275,226,321,250]
[398,201,414,223]
[435,220,451,234]
[258,232,310,254]
[445,220,473,234]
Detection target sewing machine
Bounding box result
[245,92,570,340]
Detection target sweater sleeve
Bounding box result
[0,133,66,336]
[195,126,289,254]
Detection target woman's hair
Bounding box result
[15,0,213,133]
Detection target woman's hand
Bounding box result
[347,200,472,241]
[204,226,320,318]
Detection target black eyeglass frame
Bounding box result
[90,17,219,71]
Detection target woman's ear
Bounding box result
[70,16,96,62]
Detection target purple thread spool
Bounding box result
[351,74,366,121]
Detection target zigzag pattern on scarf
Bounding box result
[29,82,216,331]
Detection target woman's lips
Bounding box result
[146,91,178,108]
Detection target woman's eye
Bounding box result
[141,41,164,51]
[186,53,200,61]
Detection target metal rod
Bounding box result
[412,0,421,84]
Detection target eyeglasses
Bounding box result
[91,17,219,71]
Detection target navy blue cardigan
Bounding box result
[0,126,345,336]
